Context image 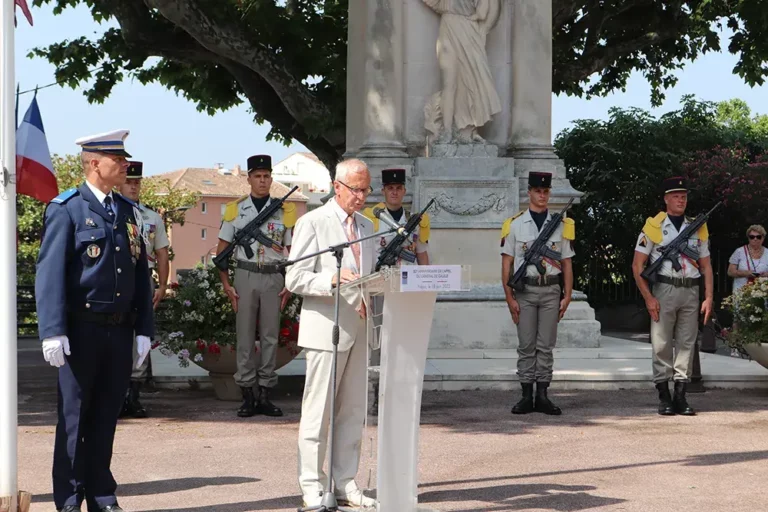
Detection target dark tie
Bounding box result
[103,195,115,218]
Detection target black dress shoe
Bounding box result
[673,381,696,416]
[59,506,81,512]
[121,381,148,418]
[656,382,675,416]
[100,505,124,512]
[255,386,283,417]
[534,382,562,415]
[511,382,535,414]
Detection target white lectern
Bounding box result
[342,265,470,512]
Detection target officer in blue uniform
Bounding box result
[36,129,154,512]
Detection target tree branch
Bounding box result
[145,0,338,143]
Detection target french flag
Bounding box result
[16,95,58,203]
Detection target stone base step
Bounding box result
[150,337,768,391]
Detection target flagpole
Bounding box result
[0,0,19,510]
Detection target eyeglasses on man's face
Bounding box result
[337,180,373,197]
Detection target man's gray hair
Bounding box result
[335,158,369,182]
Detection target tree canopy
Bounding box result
[30,0,768,169]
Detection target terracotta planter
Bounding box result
[743,342,768,370]
[196,341,301,401]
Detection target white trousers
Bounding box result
[297,318,368,499]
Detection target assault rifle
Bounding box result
[640,201,722,283]
[212,185,299,271]
[375,198,435,271]
[507,198,574,293]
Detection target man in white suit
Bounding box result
[286,159,377,508]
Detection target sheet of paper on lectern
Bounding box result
[398,265,466,292]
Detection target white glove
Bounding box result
[42,336,70,368]
[136,335,151,369]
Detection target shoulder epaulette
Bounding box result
[419,213,431,242]
[223,195,247,222]
[362,202,386,231]
[50,188,78,205]
[281,201,297,228]
[500,210,525,239]
[698,222,709,242]
[562,217,576,241]
[642,211,667,244]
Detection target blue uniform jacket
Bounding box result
[35,183,154,340]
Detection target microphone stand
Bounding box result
[282,225,399,512]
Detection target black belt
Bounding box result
[656,275,701,288]
[523,275,560,287]
[236,260,285,274]
[73,311,135,326]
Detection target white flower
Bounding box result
[194,353,203,362]
[199,280,210,289]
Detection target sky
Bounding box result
[12,2,768,177]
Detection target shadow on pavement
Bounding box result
[419,449,768,488]
[31,476,260,503]
[134,494,301,511]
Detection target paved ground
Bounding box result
[16,345,768,512]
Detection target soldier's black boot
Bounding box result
[656,382,675,415]
[534,381,562,415]
[254,386,283,417]
[673,381,696,416]
[125,381,147,418]
[237,386,257,417]
[511,382,535,414]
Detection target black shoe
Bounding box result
[254,386,283,417]
[673,381,696,416]
[534,382,562,415]
[237,386,257,417]
[59,506,81,512]
[511,383,535,414]
[100,506,124,512]
[121,381,147,418]
[655,382,675,415]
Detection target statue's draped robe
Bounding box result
[424,0,502,130]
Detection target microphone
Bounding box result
[372,207,407,235]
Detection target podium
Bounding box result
[341,265,470,512]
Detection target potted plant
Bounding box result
[721,277,768,370]
[155,264,303,400]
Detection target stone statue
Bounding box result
[423,0,503,145]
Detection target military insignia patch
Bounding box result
[86,244,101,258]
[639,235,648,247]
[85,218,96,227]
[268,222,275,232]
[522,242,528,252]
[380,237,387,247]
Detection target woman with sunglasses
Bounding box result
[728,224,768,291]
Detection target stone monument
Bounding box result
[345,0,600,349]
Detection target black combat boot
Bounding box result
[237,386,257,417]
[656,381,675,415]
[254,386,283,417]
[124,381,147,418]
[511,382,535,414]
[673,381,696,416]
[534,382,562,415]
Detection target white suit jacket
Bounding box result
[285,200,375,352]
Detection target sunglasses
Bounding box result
[749,235,763,240]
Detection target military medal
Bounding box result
[85,218,96,227]
[86,244,101,258]
[522,242,528,252]
[380,237,387,247]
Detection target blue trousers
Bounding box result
[53,321,133,510]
